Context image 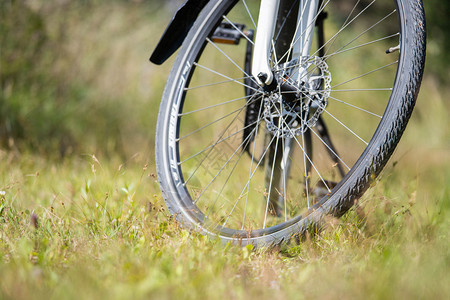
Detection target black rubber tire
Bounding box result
[155,0,426,246]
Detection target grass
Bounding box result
[1,85,448,298]
[1,1,449,299]
[0,145,448,299]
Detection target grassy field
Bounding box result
[1,1,449,299]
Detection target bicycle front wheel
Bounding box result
[155,0,426,245]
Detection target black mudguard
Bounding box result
[150,0,210,65]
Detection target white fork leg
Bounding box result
[251,0,279,85]
[251,0,320,86]
[293,0,320,83]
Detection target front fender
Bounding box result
[150,0,210,65]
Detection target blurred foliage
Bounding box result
[0,0,169,157]
[0,1,47,86]
[423,0,450,82]
[0,1,48,147]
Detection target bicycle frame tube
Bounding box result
[252,0,320,85]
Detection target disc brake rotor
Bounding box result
[263,56,331,137]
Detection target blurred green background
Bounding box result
[1,0,178,157]
[0,0,448,158]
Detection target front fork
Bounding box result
[252,0,320,86]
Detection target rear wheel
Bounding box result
[155,0,426,245]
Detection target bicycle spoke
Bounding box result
[241,96,265,229]
[331,88,392,92]
[310,126,351,171]
[178,94,260,141]
[222,15,255,46]
[179,119,260,165]
[183,99,254,185]
[193,124,259,205]
[281,0,378,83]
[292,32,399,85]
[323,9,397,58]
[206,38,261,87]
[313,0,377,60]
[297,89,370,145]
[204,128,256,219]
[185,77,252,91]
[283,121,332,195]
[177,104,246,141]
[328,96,382,118]
[323,33,400,60]
[270,96,332,196]
[301,125,311,208]
[323,109,368,145]
[223,133,278,228]
[194,62,261,94]
[332,60,398,89]
[242,0,257,29]
[179,95,251,116]
[281,118,288,221]
[263,131,280,228]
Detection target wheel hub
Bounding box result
[262,56,331,137]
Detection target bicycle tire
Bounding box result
[155,0,426,246]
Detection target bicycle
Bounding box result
[150,0,426,246]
